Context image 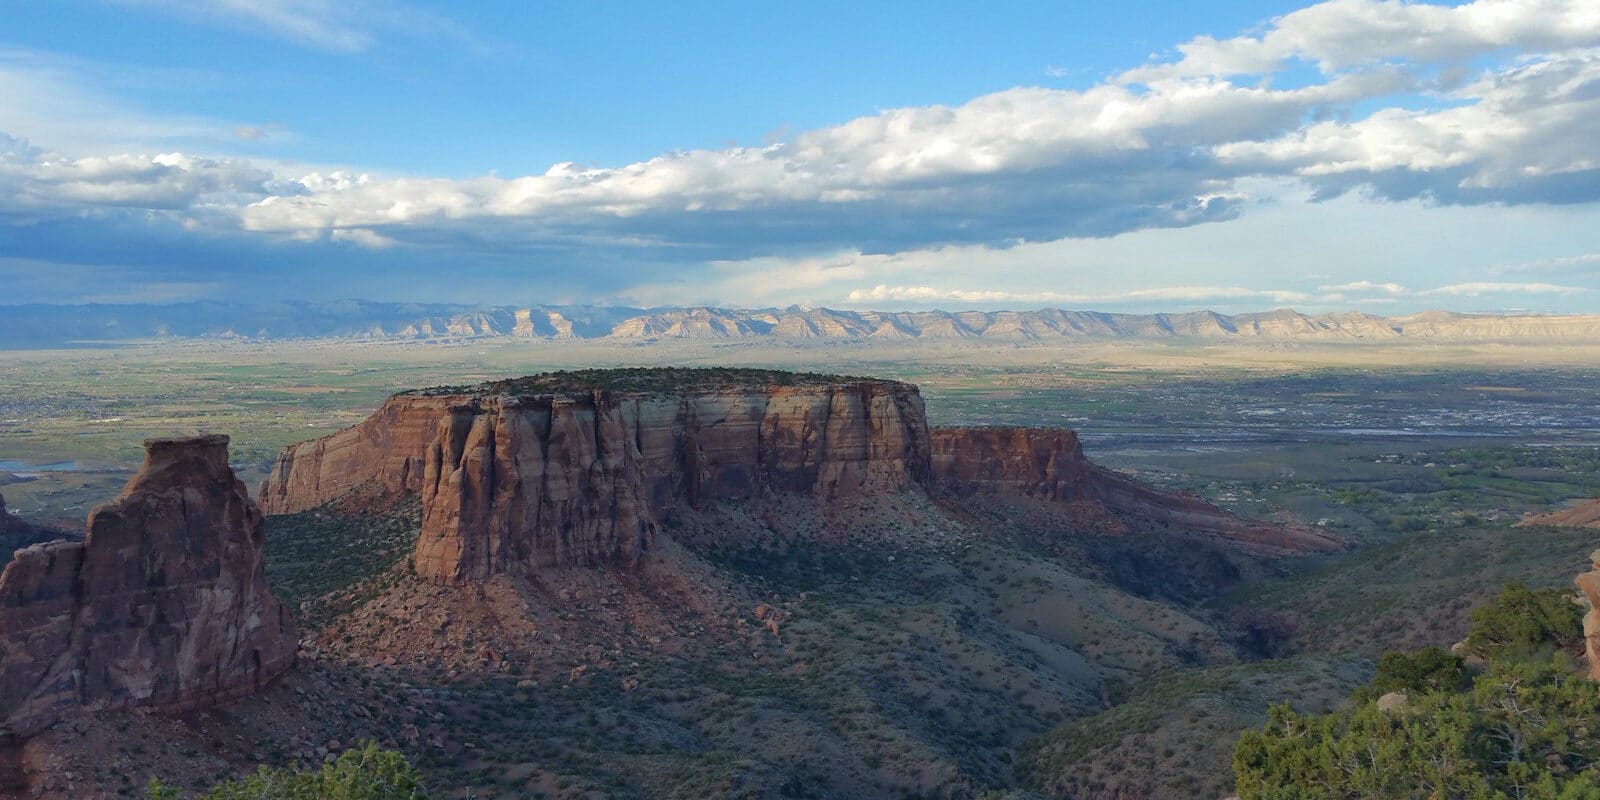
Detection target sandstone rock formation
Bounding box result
[263,374,931,583]
[1520,498,1600,529]
[1576,549,1600,682]
[0,435,296,739]
[930,427,1342,555]
[261,370,1338,585]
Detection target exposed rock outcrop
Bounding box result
[261,370,1338,585]
[1521,498,1600,529]
[930,427,1342,555]
[1576,549,1600,681]
[0,435,296,739]
[263,374,931,583]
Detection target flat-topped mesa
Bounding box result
[0,435,296,739]
[261,369,933,583]
[930,427,1343,555]
[1577,549,1600,682]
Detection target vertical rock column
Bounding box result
[1576,549,1600,682]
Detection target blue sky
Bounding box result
[3,0,1600,312]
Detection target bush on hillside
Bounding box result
[146,743,429,800]
[1462,581,1583,660]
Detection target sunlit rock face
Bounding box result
[262,370,1342,587]
[262,377,932,583]
[1576,550,1600,682]
[0,435,296,739]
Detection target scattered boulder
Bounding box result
[1376,691,1410,713]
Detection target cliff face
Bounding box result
[263,373,1340,585]
[930,427,1343,555]
[0,435,297,739]
[263,381,932,583]
[1578,550,1600,682]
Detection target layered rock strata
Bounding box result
[261,372,1340,585]
[0,435,296,739]
[929,427,1342,555]
[262,379,932,582]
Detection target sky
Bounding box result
[3,0,1600,313]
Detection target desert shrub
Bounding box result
[146,743,429,799]
[1235,584,1600,800]
[1352,646,1468,702]
[1463,581,1583,659]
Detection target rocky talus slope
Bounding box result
[260,370,1338,586]
[0,435,297,740]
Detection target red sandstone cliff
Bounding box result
[262,379,932,582]
[261,372,1338,585]
[0,435,297,739]
[929,427,1342,555]
[1578,549,1600,682]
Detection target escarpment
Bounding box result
[0,435,296,739]
[930,427,1343,555]
[262,369,1337,585]
[263,373,932,582]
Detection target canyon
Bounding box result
[0,435,296,741]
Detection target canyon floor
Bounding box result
[4,338,1600,798]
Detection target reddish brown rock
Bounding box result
[1521,498,1600,529]
[1577,549,1600,681]
[262,372,1335,585]
[0,435,296,739]
[263,379,932,583]
[930,427,1342,556]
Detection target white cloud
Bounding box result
[1120,0,1600,82]
[5,0,1600,311]
[1319,280,1408,294]
[1420,281,1590,295]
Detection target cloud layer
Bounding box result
[4,0,1600,307]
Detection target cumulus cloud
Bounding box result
[7,0,1600,308]
[1319,280,1409,295]
[1119,0,1600,81]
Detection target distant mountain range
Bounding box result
[5,301,1600,346]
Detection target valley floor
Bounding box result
[4,338,1600,798]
